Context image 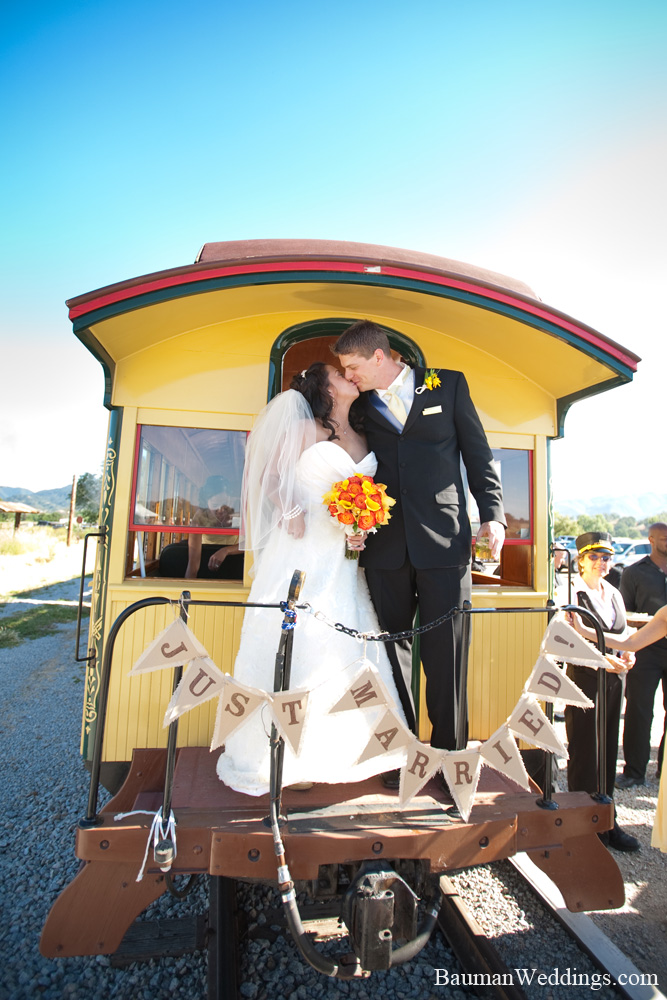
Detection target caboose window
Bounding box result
[127,425,247,579]
[468,448,533,587]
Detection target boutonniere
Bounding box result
[415,369,441,394]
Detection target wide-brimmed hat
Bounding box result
[576,531,615,555]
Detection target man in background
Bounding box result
[617,522,667,787]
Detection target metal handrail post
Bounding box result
[536,599,558,809]
[269,571,305,829]
[79,596,171,827]
[455,601,472,750]
[561,605,611,803]
[75,527,107,663]
[162,591,190,820]
[550,543,574,605]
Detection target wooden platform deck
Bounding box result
[40,748,624,958]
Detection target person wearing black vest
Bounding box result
[565,531,640,852]
[617,523,667,788]
[334,321,506,773]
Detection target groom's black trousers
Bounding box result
[364,560,472,751]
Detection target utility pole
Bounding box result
[67,474,78,547]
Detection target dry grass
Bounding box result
[0,526,92,598]
[0,525,61,559]
[0,526,94,646]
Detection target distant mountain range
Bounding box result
[0,484,73,512]
[3,483,666,521]
[553,492,667,520]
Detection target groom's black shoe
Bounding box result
[615,772,644,789]
[380,769,401,789]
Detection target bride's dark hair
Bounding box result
[290,362,363,441]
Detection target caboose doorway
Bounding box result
[270,316,426,724]
[269,318,425,397]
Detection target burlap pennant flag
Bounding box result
[525,654,594,708]
[479,724,531,790]
[129,617,209,675]
[270,689,311,755]
[540,616,608,669]
[328,663,391,714]
[163,657,227,726]
[508,694,569,757]
[399,740,446,806]
[440,750,483,821]
[210,678,269,750]
[356,709,412,765]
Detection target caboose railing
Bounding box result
[78,586,611,831]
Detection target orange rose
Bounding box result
[328,503,339,515]
[338,510,356,525]
[338,491,353,504]
[358,512,376,531]
[348,476,362,485]
[353,495,367,509]
[375,509,386,523]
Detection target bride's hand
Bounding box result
[346,531,367,551]
[286,512,305,538]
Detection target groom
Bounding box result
[334,320,505,760]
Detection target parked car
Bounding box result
[612,539,651,570]
[554,535,578,560]
[555,535,577,548]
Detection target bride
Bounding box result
[216,362,409,795]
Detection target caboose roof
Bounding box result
[66,238,639,434]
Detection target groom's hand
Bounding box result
[477,521,505,560]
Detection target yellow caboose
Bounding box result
[41,239,639,974]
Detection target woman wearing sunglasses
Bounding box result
[564,531,640,852]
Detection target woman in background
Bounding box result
[565,531,639,852]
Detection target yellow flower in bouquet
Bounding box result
[322,474,396,559]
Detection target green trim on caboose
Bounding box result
[81,406,122,760]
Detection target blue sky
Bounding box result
[1,0,666,502]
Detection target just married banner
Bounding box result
[127,612,599,821]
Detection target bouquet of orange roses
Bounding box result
[322,474,396,560]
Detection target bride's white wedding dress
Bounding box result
[216,441,408,795]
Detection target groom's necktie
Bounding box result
[381,386,408,425]
[379,366,412,426]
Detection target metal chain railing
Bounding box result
[301,602,460,643]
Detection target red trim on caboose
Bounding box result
[68,258,638,372]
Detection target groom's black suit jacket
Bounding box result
[358,367,505,571]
